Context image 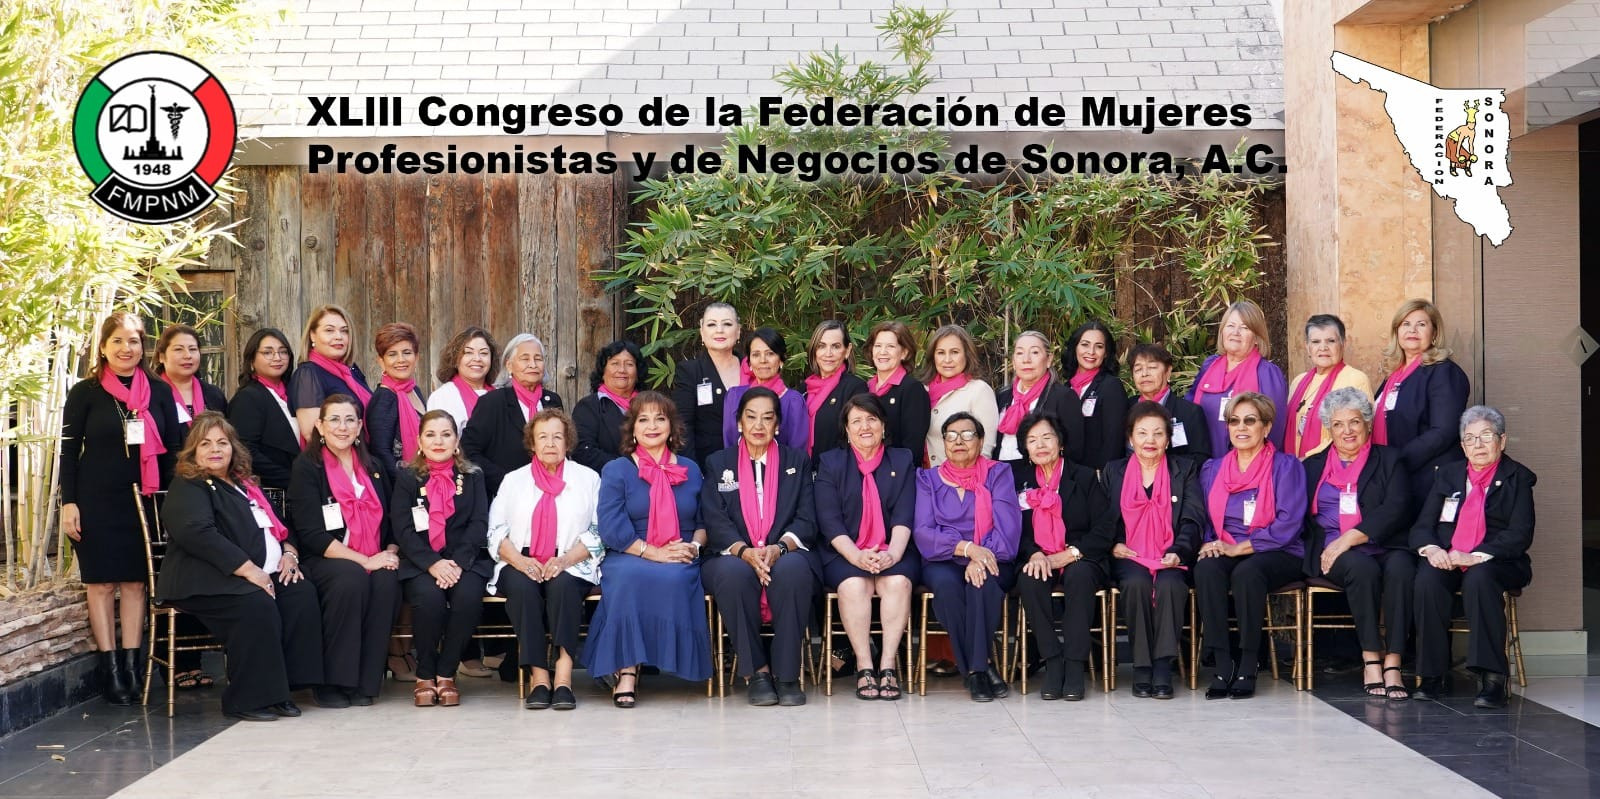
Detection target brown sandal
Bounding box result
[413,678,438,707]
[435,677,460,707]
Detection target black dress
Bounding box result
[1067,371,1129,471]
[288,361,370,413]
[59,375,182,583]
[673,352,737,468]
[803,372,869,463]
[166,377,228,440]
[228,381,301,491]
[571,392,627,474]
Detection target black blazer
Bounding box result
[1301,445,1411,573]
[804,372,869,461]
[228,381,301,490]
[1132,391,1213,468]
[1096,456,1206,565]
[812,446,918,566]
[389,465,492,581]
[1010,458,1113,573]
[366,383,426,484]
[673,352,736,468]
[287,449,393,560]
[1070,370,1129,470]
[169,378,228,438]
[1382,359,1469,500]
[1409,455,1536,573]
[572,392,626,475]
[157,475,271,601]
[875,377,932,467]
[59,375,182,501]
[992,378,1084,463]
[700,444,821,581]
[460,384,563,496]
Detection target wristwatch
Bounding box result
[776,541,790,555]
[1067,546,1081,560]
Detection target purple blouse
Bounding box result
[1312,475,1384,556]
[913,462,1022,564]
[1199,451,1305,557]
[1187,355,1289,458]
[720,385,810,451]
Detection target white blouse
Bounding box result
[926,379,1001,467]
[486,460,605,592]
[426,383,488,430]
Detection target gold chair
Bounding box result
[1014,588,1115,695]
[713,609,813,697]
[821,591,915,696]
[134,488,225,717]
[1195,581,1307,690]
[916,589,1012,696]
[1445,588,1528,688]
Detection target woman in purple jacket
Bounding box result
[1188,300,1289,457]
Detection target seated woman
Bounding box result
[572,339,643,474]
[1103,401,1206,699]
[814,394,918,701]
[391,410,492,707]
[1012,412,1111,701]
[488,409,604,711]
[157,413,323,721]
[288,394,402,707]
[1195,392,1306,700]
[1411,405,1535,709]
[1302,388,1414,701]
[914,412,1022,702]
[584,391,713,707]
[702,387,821,707]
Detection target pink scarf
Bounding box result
[597,384,633,413]
[740,359,787,395]
[308,350,371,405]
[1285,364,1345,458]
[511,379,545,420]
[738,440,781,622]
[940,457,996,548]
[635,448,687,548]
[423,459,456,552]
[1373,357,1424,445]
[451,376,483,418]
[1450,461,1500,560]
[1207,444,1278,546]
[528,460,565,561]
[1120,457,1177,576]
[379,375,421,462]
[242,479,289,542]
[853,447,887,551]
[1195,348,1262,403]
[1143,387,1170,406]
[1313,443,1370,536]
[868,366,905,397]
[1026,461,1066,555]
[803,370,844,454]
[998,373,1051,436]
[99,369,166,495]
[321,448,383,556]
[162,374,204,417]
[1068,369,1095,398]
[256,375,289,405]
[926,374,970,410]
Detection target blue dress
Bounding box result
[583,455,713,681]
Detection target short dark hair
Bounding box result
[940,411,985,442]
[588,339,645,391]
[840,393,888,441]
[1125,342,1174,370]
[436,326,501,386]
[154,324,201,375]
[745,327,787,361]
[1125,399,1174,439]
[1064,320,1119,377]
[1016,411,1066,456]
[736,386,782,424]
[1304,314,1347,341]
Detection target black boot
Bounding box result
[116,648,143,706]
[1474,672,1508,709]
[102,651,133,706]
[1061,659,1087,701]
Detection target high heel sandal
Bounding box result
[877,669,903,701]
[413,678,438,707]
[853,668,879,701]
[388,653,417,682]
[435,677,460,707]
[612,669,638,709]
[1362,659,1386,698]
[1383,666,1411,702]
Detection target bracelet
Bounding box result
[959,541,970,557]
[776,541,790,555]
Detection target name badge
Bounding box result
[696,380,714,406]
[717,481,738,493]
[1440,494,1460,524]
[322,501,344,532]
[175,401,193,424]
[1081,396,1097,417]
[1296,411,1307,435]
[1217,391,1232,422]
[411,503,430,533]
[250,502,273,531]
[1242,498,1256,526]
[124,418,145,446]
[1017,491,1030,511]
[1171,421,1188,448]
[1384,386,1399,412]
[1338,485,1358,516]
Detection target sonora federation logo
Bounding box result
[73,51,236,224]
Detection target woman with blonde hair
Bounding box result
[1188,300,1288,457]
[289,305,371,440]
[1372,299,1469,502]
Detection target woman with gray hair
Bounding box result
[1410,405,1535,709]
[1300,387,1414,700]
[1284,315,1372,460]
[461,333,564,496]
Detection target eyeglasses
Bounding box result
[943,430,979,442]
[322,416,360,427]
[259,348,289,358]
[1225,416,1262,427]
[1461,433,1501,446]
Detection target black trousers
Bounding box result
[302,557,400,697]
[923,560,1017,675]
[174,576,322,714]
[496,568,590,670]
[1016,559,1104,663]
[402,570,487,680]
[1194,549,1302,676]
[1414,559,1530,677]
[1114,561,1189,669]
[1323,548,1416,654]
[702,553,817,682]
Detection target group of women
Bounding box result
[58,296,1534,721]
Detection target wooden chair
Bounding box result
[1013,588,1115,695]
[1446,588,1528,688]
[1196,581,1307,690]
[820,591,915,696]
[713,608,813,697]
[134,488,225,717]
[915,589,1012,696]
[1303,577,1352,692]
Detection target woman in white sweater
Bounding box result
[923,324,1000,467]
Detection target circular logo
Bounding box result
[73,51,236,224]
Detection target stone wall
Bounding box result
[0,584,94,686]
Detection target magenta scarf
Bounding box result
[635,448,687,548]
[511,379,545,419]
[926,374,970,410]
[1285,363,1345,458]
[1195,348,1262,403]
[423,459,456,552]
[162,374,204,417]
[1207,444,1278,545]
[99,369,166,495]
[1068,369,1095,398]
[308,350,371,405]
[998,373,1051,436]
[1373,357,1424,445]
[528,460,565,560]
[597,384,633,413]
[1026,461,1066,555]
[1313,442,1370,536]
[451,376,484,418]
[940,457,996,548]
[868,366,905,397]
[1120,457,1176,576]
[737,440,779,547]
[242,479,289,542]
[740,359,787,395]
[379,375,421,462]
[256,375,289,405]
[853,447,887,551]
[1450,461,1500,559]
[321,448,383,556]
[803,370,843,454]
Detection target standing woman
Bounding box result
[1284,315,1372,460]
[229,329,300,492]
[572,339,643,473]
[1062,321,1128,470]
[391,411,491,707]
[673,302,742,468]
[1126,343,1211,467]
[289,305,371,441]
[1188,300,1288,456]
[287,395,401,707]
[1373,299,1470,503]
[814,394,918,701]
[720,328,808,449]
[923,324,999,468]
[801,321,868,460]
[1012,413,1111,701]
[865,321,932,467]
[1103,401,1206,699]
[59,312,183,705]
[914,413,1022,702]
[993,331,1081,463]
[584,392,713,707]
[426,326,499,430]
[155,324,228,436]
[367,322,428,484]
[1194,392,1306,700]
[461,333,563,496]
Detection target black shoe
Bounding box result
[747,672,779,707]
[313,687,351,708]
[1474,672,1509,709]
[524,684,553,710]
[777,681,806,707]
[114,648,142,705]
[348,692,374,707]
[1205,672,1234,700]
[269,701,301,718]
[966,672,993,702]
[1131,683,1153,698]
[930,659,960,677]
[1062,660,1086,701]
[985,666,1010,699]
[1039,657,1065,701]
[551,685,577,711]
[225,707,279,722]
[1228,673,1257,699]
[1152,684,1175,700]
[100,652,133,706]
[1414,676,1445,701]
